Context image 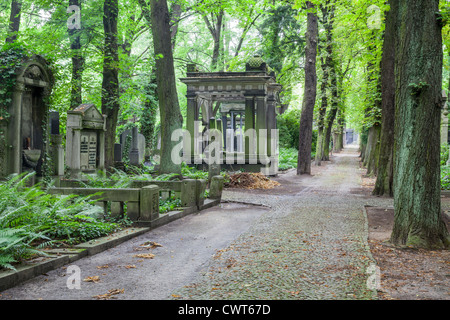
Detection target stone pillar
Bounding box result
[98,129,106,172]
[66,111,83,179]
[185,95,198,163]
[139,185,160,221]
[209,175,224,200]
[221,113,228,151]
[208,118,221,181]
[245,96,256,162]
[266,96,277,157]
[9,82,25,174]
[255,96,268,164]
[49,134,64,176]
[49,112,64,176]
[129,126,140,166]
[196,179,207,208]
[181,179,198,207]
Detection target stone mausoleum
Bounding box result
[180,55,282,174]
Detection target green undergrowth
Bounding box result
[279,148,298,171]
[441,144,450,190]
[159,195,182,214]
[0,173,125,271]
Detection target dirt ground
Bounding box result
[362,177,450,300]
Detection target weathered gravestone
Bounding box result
[48,111,64,176]
[0,55,54,181]
[66,104,106,178]
[120,128,146,165]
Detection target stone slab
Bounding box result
[0,255,70,292]
[74,227,149,256]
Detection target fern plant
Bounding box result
[0,228,51,271]
[0,172,123,270]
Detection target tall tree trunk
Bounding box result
[365,123,381,175]
[150,0,183,176]
[315,1,334,166]
[6,0,21,44]
[297,1,318,175]
[141,73,158,151]
[170,1,182,51]
[315,57,328,166]
[101,0,120,169]
[363,39,382,174]
[69,0,84,109]
[321,60,338,161]
[203,9,224,71]
[391,0,449,249]
[373,0,396,197]
[333,109,344,152]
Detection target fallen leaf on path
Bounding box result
[133,253,155,259]
[140,241,163,249]
[93,288,124,300]
[83,276,100,283]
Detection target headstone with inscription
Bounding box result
[66,104,106,178]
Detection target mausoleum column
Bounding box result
[266,94,277,157]
[9,82,26,174]
[244,95,256,160]
[185,93,198,162]
[255,95,267,160]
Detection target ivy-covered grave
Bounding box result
[0,45,58,184]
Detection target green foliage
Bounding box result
[80,169,134,188]
[441,165,450,190]
[0,227,51,271]
[43,214,119,245]
[159,195,182,214]
[181,163,209,180]
[277,108,301,150]
[0,45,28,121]
[441,144,449,166]
[441,145,450,190]
[0,173,121,270]
[277,108,317,156]
[257,4,305,106]
[278,148,298,171]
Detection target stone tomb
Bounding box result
[0,55,54,180]
[66,104,106,178]
[119,127,146,165]
[180,55,282,174]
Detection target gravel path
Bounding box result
[171,147,394,300]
